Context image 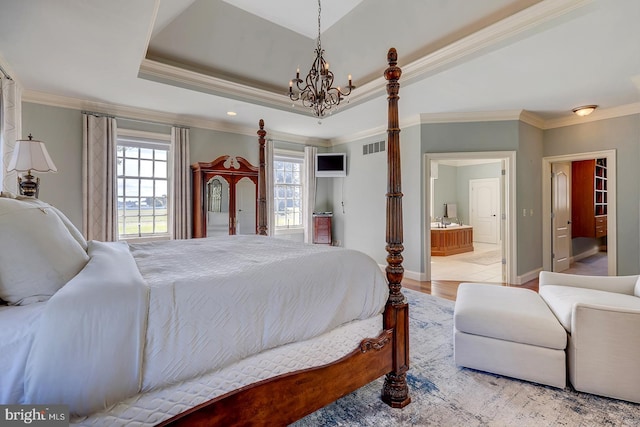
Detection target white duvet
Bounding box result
[22,235,388,416]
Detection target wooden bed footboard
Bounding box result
[159,48,409,426]
[157,329,395,426]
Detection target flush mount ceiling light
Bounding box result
[288,0,355,117]
[226,111,237,116]
[572,105,598,116]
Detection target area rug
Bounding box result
[458,249,501,265]
[293,289,639,426]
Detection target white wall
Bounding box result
[330,125,423,277]
[544,114,640,275]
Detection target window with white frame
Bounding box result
[273,154,303,229]
[116,135,170,239]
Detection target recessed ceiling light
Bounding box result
[572,105,597,117]
[227,111,237,116]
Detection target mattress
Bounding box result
[71,314,383,426]
[0,302,45,403]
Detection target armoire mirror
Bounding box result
[192,156,258,238]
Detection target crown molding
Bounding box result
[418,109,546,128]
[519,110,547,128]
[543,103,640,129]
[138,59,302,114]
[21,89,329,146]
[329,114,422,146]
[137,0,592,119]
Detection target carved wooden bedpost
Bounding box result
[382,47,411,408]
[257,119,268,236]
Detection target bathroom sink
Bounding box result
[431,222,463,228]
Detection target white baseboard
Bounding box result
[377,265,426,282]
[404,269,427,281]
[515,268,542,285]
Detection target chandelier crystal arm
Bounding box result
[287,0,355,117]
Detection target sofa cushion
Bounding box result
[540,285,640,333]
[455,283,566,350]
[635,276,640,297]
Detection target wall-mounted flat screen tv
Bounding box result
[315,153,347,177]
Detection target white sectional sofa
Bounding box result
[539,271,640,403]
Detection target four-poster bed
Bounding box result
[159,47,409,426]
[0,49,409,427]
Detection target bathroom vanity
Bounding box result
[431,225,474,256]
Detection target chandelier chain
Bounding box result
[317,0,322,51]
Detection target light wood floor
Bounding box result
[403,252,607,302]
[402,278,538,302]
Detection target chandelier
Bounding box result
[288,0,355,117]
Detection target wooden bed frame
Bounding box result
[159,48,409,426]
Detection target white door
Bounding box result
[470,178,499,244]
[552,162,571,272]
[236,177,256,235]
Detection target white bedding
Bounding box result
[16,235,388,418]
[0,302,45,403]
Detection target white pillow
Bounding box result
[16,197,88,251]
[635,276,640,298]
[0,198,89,305]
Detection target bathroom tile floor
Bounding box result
[430,242,503,283]
[430,242,609,283]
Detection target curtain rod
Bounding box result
[82,110,115,119]
[0,64,13,80]
[81,110,189,129]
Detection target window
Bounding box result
[274,155,303,229]
[117,136,170,239]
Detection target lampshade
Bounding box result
[7,134,57,173]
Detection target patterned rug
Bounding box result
[293,289,639,426]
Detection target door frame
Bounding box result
[542,150,617,275]
[424,151,516,284]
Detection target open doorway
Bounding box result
[543,150,617,276]
[424,151,516,284]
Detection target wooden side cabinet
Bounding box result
[571,158,607,238]
[313,214,332,245]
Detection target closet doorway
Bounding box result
[543,150,616,275]
[424,151,516,284]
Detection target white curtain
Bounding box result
[303,146,317,244]
[171,126,191,239]
[1,76,22,194]
[82,114,118,241]
[266,139,275,236]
